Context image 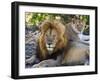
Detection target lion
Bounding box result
[32,19,89,67]
[37,20,67,61]
[61,18,89,65]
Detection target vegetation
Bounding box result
[25,12,89,34]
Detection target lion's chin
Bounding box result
[46,44,55,55]
[47,47,54,55]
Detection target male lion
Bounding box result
[37,20,67,60]
[32,19,89,67]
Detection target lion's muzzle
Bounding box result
[46,44,55,55]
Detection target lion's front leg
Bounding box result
[32,59,56,68]
[32,55,62,68]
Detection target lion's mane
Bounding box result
[38,20,68,60]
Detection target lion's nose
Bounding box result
[48,42,52,45]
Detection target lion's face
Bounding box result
[44,28,58,54]
[38,20,67,60]
[71,19,86,34]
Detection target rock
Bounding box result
[25,28,40,67]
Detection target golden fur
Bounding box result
[62,41,89,65]
[38,20,67,60]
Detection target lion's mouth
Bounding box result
[46,44,55,55]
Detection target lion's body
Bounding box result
[62,41,89,65]
[33,19,89,67]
